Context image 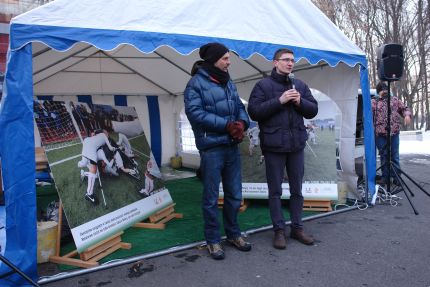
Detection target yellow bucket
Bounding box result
[170,156,182,169]
[37,221,58,263]
[337,182,347,204]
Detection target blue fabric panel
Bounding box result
[37,95,53,101]
[35,171,52,181]
[0,44,38,286]
[146,96,162,167]
[114,95,127,106]
[10,24,368,68]
[77,95,92,106]
[360,65,376,195]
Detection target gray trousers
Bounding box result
[264,149,304,231]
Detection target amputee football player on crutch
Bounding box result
[78,130,115,205]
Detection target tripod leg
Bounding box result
[392,162,430,197]
[391,166,415,197]
[391,164,419,215]
[0,254,40,286]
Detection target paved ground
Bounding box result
[38,152,430,287]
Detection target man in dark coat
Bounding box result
[248,48,318,249]
[184,42,251,260]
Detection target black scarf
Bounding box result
[202,62,230,86]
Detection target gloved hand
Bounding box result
[232,121,245,139]
[226,121,245,142]
[226,121,236,136]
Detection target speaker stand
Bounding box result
[376,80,430,214]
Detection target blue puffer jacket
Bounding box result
[248,68,318,153]
[184,68,250,151]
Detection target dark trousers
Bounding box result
[200,146,242,244]
[264,149,304,231]
[376,133,400,181]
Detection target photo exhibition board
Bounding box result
[220,95,339,200]
[34,100,172,252]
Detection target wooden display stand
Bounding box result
[134,203,183,230]
[35,147,49,171]
[303,200,332,212]
[218,198,249,212]
[49,202,131,268]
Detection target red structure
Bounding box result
[0,33,8,73]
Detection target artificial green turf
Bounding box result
[57,176,317,270]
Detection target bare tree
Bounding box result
[312,0,430,130]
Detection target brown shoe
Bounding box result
[227,236,252,252]
[290,229,314,245]
[207,243,225,260]
[273,230,286,249]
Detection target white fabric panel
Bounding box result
[173,95,201,168]
[296,63,359,193]
[51,95,77,103]
[236,79,260,102]
[14,0,364,56]
[117,57,191,95]
[33,45,273,97]
[34,121,41,147]
[126,95,151,153]
[92,95,114,106]
[32,43,100,84]
[34,70,165,96]
[158,96,177,165]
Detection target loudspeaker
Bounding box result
[377,44,404,81]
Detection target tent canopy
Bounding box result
[0,0,375,285]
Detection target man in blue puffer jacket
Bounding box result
[184,42,251,260]
[248,48,318,250]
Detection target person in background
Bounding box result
[248,48,318,250]
[372,81,411,185]
[117,133,134,158]
[184,42,251,260]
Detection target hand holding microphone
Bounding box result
[289,73,295,89]
[279,73,300,106]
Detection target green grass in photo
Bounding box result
[46,132,163,228]
[240,129,336,183]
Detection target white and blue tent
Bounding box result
[0,0,375,284]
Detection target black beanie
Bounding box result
[199,42,229,64]
[376,82,388,94]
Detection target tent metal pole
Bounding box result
[233,62,329,85]
[33,49,100,85]
[33,46,94,76]
[100,51,175,96]
[243,59,267,77]
[154,51,191,76]
[32,47,53,58]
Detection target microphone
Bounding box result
[288,73,295,89]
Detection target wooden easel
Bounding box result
[218,198,249,212]
[134,203,183,230]
[49,201,131,268]
[35,147,49,171]
[303,199,332,212]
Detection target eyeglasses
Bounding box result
[277,58,295,63]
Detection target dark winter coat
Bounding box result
[184,68,250,151]
[248,68,318,153]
